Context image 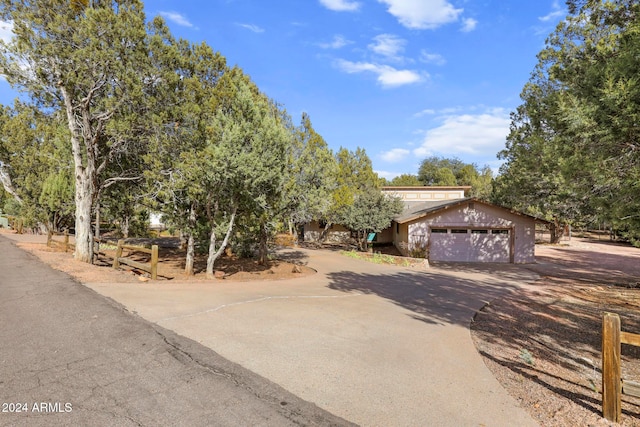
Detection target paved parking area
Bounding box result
[84,247,539,426]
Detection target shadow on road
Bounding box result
[326,269,523,327]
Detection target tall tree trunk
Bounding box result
[184,204,197,275]
[62,85,95,264]
[206,208,236,279]
[74,171,94,263]
[0,163,23,205]
[550,220,564,244]
[121,216,130,238]
[257,220,268,265]
[94,202,101,240]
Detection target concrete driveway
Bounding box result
[85,247,539,427]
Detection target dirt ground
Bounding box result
[471,239,640,426]
[2,231,315,283]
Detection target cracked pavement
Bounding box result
[0,236,353,427]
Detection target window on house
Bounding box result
[492,229,509,235]
[431,228,447,233]
[471,229,488,234]
[451,229,468,234]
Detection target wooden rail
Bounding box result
[602,312,640,422]
[47,229,74,252]
[112,239,158,280]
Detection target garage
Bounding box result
[429,228,512,263]
[392,198,541,264]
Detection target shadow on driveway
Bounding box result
[326,269,525,327]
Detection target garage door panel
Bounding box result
[429,230,510,263]
[430,233,471,262]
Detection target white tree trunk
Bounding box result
[0,163,22,205]
[206,208,236,279]
[74,172,94,263]
[184,204,196,275]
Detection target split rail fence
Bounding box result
[47,231,159,280]
[602,312,640,422]
[112,239,159,280]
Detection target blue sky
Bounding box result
[0,0,568,180]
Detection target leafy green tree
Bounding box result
[200,72,292,271]
[388,174,422,186]
[287,113,337,235]
[0,102,74,231]
[496,0,640,243]
[341,189,403,251]
[417,156,492,198]
[325,147,380,232]
[0,0,152,262]
[143,20,228,275]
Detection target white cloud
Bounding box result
[413,108,510,157]
[420,50,446,66]
[318,35,351,49]
[159,11,194,28]
[413,109,436,117]
[380,148,410,162]
[461,18,477,32]
[237,23,265,33]
[368,34,406,59]
[539,0,566,22]
[0,20,13,44]
[378,0,462,30]
[334,59,422,88]
[319,0,361,12]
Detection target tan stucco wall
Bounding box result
[398,202,536,263]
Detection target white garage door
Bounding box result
[429,229,511,263]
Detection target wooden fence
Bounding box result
[112,239,159,280]
[602,312,640,422]
[47,229,74,252]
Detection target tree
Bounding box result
[143,19,228,275]
[326,147,380,230]
[341,189,403,251]
[388,174,422,186]
[0,0,151,262]
[0,102,74,231]
[203,71,293,274]
[495,0,640,243]
[417,156,492,198]
[286,113,337,234]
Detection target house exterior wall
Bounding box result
[397,202,536,263]
[303,221,352,244]
[382,187,467,203]
[375,226,394,244]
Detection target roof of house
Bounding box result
[393,198,550,224]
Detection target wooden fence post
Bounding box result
[150,245,158,280]
[603,312,622,423]
[47,229,52,248]
[63,229,69,252]
[113,239,124,269]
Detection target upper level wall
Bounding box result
[382,186,469,203]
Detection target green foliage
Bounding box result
[388,174,422,186]
[496,0,640,241]
[341,189,404,251]
[417,156,492,199]
[287,113,337,225]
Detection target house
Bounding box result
[391,197,541,263]
[302,186,543,263]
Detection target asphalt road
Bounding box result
[0,236,353,427]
